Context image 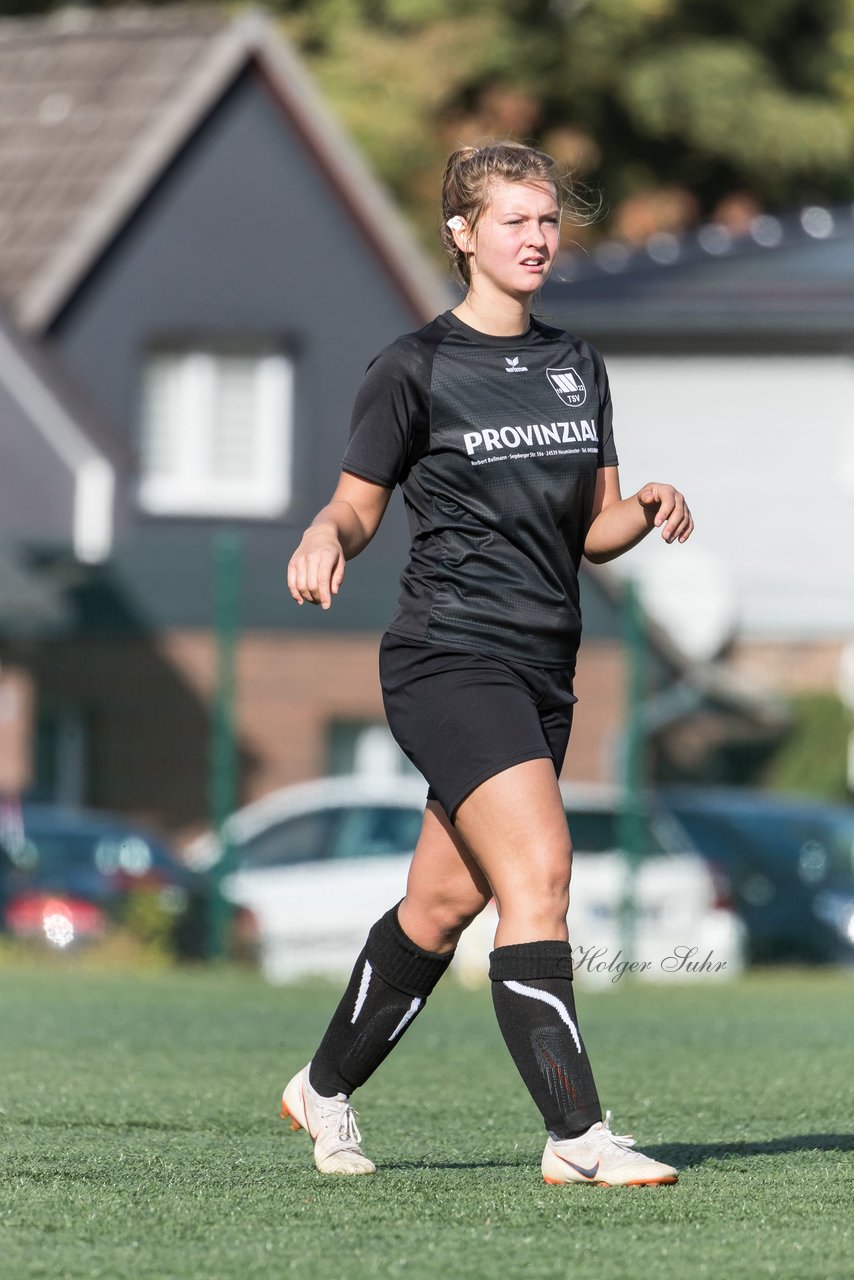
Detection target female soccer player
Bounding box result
[282,143,692,1187]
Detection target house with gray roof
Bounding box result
[541,207,854,704]
[0,7,784,837]
[0,5,449,828]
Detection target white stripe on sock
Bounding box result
[388,996,422,1041]
[351,960,372,1024]
[503,980,582,1054]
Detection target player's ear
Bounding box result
[446,215,470,252]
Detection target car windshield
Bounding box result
[1,827,165,884]
[333,806,423,860]
[234,809,343,870]
[233,800,685,873]
[721,809,854,884]
[674,806,854,885]
[234,804,424,871]
[563,807,673,858]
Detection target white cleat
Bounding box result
[542,1111,678,1187]
[280,1063,376,1175]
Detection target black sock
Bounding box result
[309,904,453,1097]
[489,941,602,1140]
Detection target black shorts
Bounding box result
[379,633,577,822]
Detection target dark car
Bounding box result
[0,802,207,955]
[661,788,854,964]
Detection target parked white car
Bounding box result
[186,776,745,986]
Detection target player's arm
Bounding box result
[288,472,393,609]
[583,467,693,564]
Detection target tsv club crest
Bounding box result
[546,367,587,407]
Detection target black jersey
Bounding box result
[342,310,618,668]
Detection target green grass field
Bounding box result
[1,962,852,1280]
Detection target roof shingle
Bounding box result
[0,5,447,333]
[0,7,229,308]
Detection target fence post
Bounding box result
[207,529,241,960]
[618,577,646,968]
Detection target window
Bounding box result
[709,810,854,882]
[327,720,422,779]
[332,805,424,860]
[564,807,671,859]
[234,809,343,871]
[138,348,293,517]
[32,707,89,806]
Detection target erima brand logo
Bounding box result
[505,356,528,373]
[463,420,598,456]
[547,367,587,407]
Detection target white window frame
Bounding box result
[137,348,293,518]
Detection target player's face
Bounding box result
[469,180,561,298]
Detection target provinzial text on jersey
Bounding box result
[463,420,599,456]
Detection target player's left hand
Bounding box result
[637,483,693,544]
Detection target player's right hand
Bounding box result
[287,528,345,610]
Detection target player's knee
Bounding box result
[501,894,568,929]
[494,862,570,933]
[433,889,489,941]
[404,888,487,951]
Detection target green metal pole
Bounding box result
[618,577,647,968]
[207,529,241,960]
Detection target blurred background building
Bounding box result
[0,7,446,841]
[0,4,851,846]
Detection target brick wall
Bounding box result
[163,630,389,800]
[0,665,33,793]
[563,641,625,785]
[726,638,846,695]
[22,630,628,846]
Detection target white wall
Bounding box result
[603,355,854,647]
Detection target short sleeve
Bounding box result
[341,340,428,489]
[592,347,619,468]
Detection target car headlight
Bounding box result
[812,891,854,945]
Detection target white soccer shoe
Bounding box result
[280,1063,376,1175]
[542,1111,678,1187]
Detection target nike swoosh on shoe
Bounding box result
[556,1154,600,1179]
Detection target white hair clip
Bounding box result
[446,216,466,231]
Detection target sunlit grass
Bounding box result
[1,965,852,1279]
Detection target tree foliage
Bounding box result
[271,0,854,241]
[9,1,854,245]
[763,693,853,803]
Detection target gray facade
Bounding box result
[47,66,432,633]
[0,375,75,546]
[0,304,125,569]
